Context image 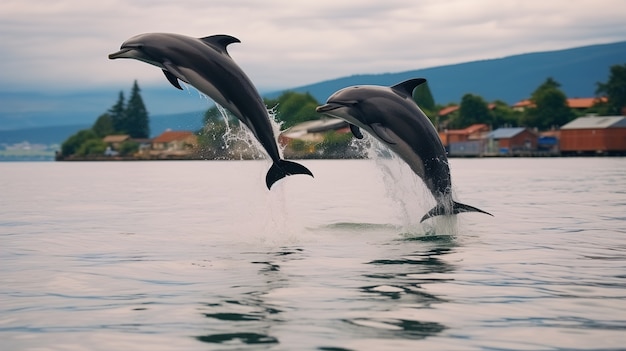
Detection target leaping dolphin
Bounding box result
[109,33,313,189]
[316,78,492,222]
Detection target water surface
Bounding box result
[1,158,625,350]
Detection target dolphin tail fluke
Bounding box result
[420,201,492,223]
[265,160,314,190]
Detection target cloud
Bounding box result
[0,0,625,92]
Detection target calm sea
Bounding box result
[1,157,625,351]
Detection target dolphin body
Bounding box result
[109,33,313,189]
[316,78,492,222]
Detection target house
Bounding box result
[567,97,608,110]
[439,124,490,147]
[436,104,496,130]
[537,130,561,154]
[437,103,497,117]
[102,134,130,149]
[278,118,348,145]
[485,127,538,155]
[151,130,198,156]
[438,105,460,118]
[512,97,607,112]
[448,140,487,157]
[512,100,534,112]
[559,116,626,155]
[439,124,491,157]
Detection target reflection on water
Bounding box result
[197,332,278,345]
[352,246,454,340]
[195,243,456,347]
[195,248,300,346]
[344,318,445,340]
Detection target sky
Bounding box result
[1,0,625,93]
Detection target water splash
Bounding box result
[349,135,459,237]
[213,103,266,160]
[266,104,286,158]
[178,88,309,245]
[211,103,306,244]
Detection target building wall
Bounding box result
[498,130,537,151]
[152,135,198,151]
[449,140,485,157]
[446,134,467,145]
[439,125,490,147]
[560,128,626,152]
[606,129,626,150]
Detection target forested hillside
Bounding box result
[274,41,626,105]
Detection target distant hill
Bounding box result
[0,124,89,145]
[0,87,212,131]
[150,111,205,136]
[1,40,624,145]
[268,40,626,105]
[0,111,205,145]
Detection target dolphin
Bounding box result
[108,33,313,189]
[316,78,492,222]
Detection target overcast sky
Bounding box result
[1,0,625,93]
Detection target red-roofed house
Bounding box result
[438,105,460,117]
[512,97,607,112]
[152,130,198,156]
[512,99,533,111]
[560,116,626,155]
[567,97,608,109]
[438,124,490,147]
[438,124,491,157]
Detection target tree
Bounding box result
[318,130,353,158]
[204,105,238,125]
[268,91,320,129]
[197,106,250,159]
[109,91,126,132]
[596,64,626,115]
[59,80,151,158]
[92,113,114,137]
[451,94,491,128]
[76,139,107,156]
[118,140,140,156]
[412,81,437,125]
[523,78,574,129]
[61,129,99,156]
[536,77,561,92]
[124,80,150,138]
[413,81,436,109]
[490,100,522,128]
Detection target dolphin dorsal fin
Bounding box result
[199,34,241,55]
[390,78,427,98]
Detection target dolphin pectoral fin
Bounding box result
[370,123,396,144]
[420,201,493,222]
[349,124,364,139]
[163,61,189,85]
[199,34,241,56]
[390,78,427,98]
[162,70,183,90]
[266,160,314,190]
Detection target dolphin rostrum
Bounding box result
[109,33,313,189]
[316,78,492,222]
